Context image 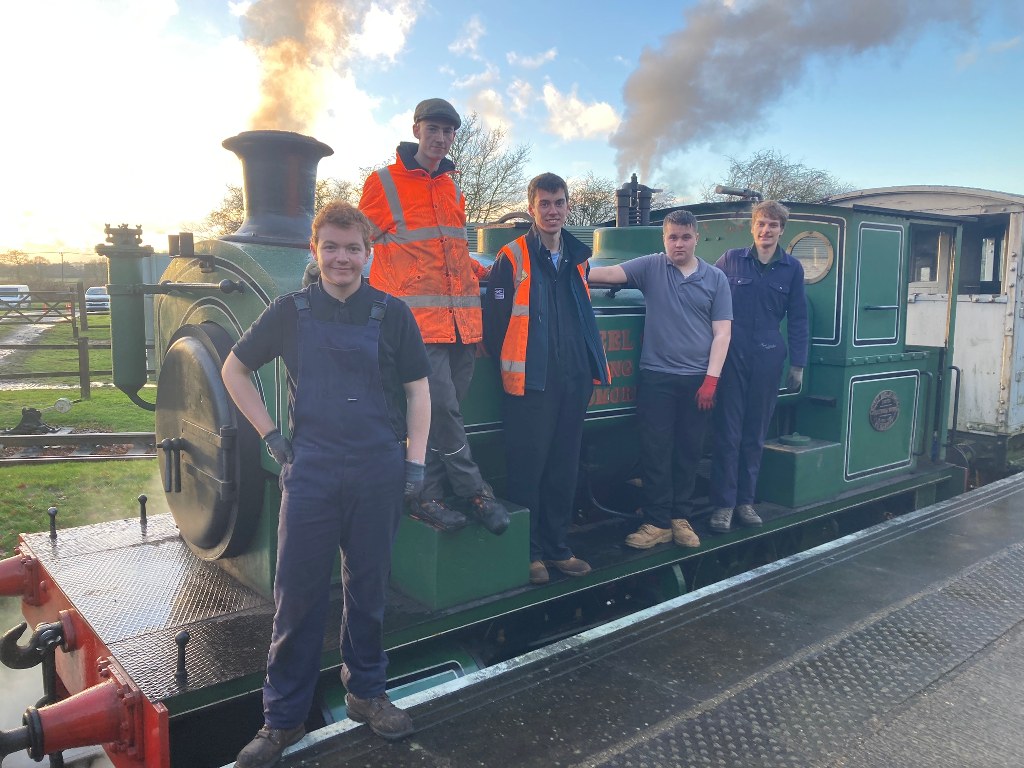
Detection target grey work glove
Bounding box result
[786,366,804,392]
[263,428,294,465]
[404,460,425,503]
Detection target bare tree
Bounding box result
[447,112,531,223]
[201,185,244,237]
[700,149,854,203]
[198,178,361,237]
[567,172,617,226]
[0,250,31,281]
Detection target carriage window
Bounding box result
[978,232,1002,293]
[909,227,954,293]
[788,230,834,284]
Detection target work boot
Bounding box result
[735,504,763,528]
[462,486,510,535]
[671,519,701,548]
[235,725,304,768]
[409,499,468,532]
[709,507,734,533]
[345,692,414,741]
[546,556,592,577]
[625,523,672,550]
[529,560,549,584]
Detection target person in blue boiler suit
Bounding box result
[709,200,808,532]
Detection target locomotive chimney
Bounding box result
[221,130,334,248]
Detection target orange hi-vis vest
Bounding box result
[496,235,592,396]
[360,152,482,344]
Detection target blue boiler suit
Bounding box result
[263,295,404,728]
[711,246,808,510]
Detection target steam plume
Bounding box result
[612,0,984,178]
[242,0,354,132]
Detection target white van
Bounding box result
[0,284,30,307]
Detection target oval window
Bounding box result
[788,231,834,284]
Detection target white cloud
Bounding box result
[228,1,251,16]
[990,35,1021,53]
[351,0,422,64]
[507,79,534,116]
[0,0,410,254]
[541,83,621,141]
[466,89,508,129]
[449,14,485,59]
[452,63,500,90]
[506,47,557,69]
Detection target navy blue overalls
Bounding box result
[711,247,807,509]
[263,294,404,729]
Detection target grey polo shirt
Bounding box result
[621,253,733,376]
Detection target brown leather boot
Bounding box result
[235,725,304,768]
[345,692,414,740]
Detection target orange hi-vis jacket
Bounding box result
[493,234,608,396]
[360,143,484,344]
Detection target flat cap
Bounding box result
[413,98,461,129]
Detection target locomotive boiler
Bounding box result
[0,130,970,767]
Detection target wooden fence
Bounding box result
[0,284,151,399]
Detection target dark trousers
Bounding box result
[502,372,593,563]
[711,342,786,509]
[423,342,485,499]
[637,370,709,528]
[264,444,403,728]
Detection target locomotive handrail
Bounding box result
[150,279,245,294]
[914,371,934,457]
[946,365,963,455]
[863,304,899,310]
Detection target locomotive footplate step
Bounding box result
[272,473,1024,768]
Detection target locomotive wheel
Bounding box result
[155,322,263,559]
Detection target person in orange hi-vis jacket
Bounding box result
[360,97,509,536]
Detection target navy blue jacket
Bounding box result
[483,226,610,391]
[715,246,809,368]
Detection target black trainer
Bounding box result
[409,499,469,531]
[346,692,414,740]
[235,725,304,768]
[462,488,510,535]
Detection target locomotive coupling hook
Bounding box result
[0,620,63,670]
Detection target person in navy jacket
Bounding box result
[709,200,808,532]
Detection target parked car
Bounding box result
[0,284,30,307]
[85,286,110,313]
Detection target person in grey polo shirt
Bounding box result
[589,209,732,549]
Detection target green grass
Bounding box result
[1,314,113,385]
[0,461,169,556]
[1,384,161,556]
[0,388,155,432]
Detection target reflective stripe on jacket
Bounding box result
[360,145,482,344]
[496,235,605,396]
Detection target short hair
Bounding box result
[752,200,790,229]
[527,172,569,208]
[311,200,373,250]
[662,209,698,231]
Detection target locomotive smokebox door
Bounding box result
[156,322,263,559]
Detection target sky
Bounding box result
[1,0,1021,261]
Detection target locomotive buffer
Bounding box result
[271,472,1024,768]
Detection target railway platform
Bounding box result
[267,471,1024,768]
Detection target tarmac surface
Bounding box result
[268,472,1024,768]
